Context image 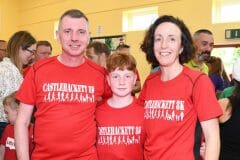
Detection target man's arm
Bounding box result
[201,118,220,160]
[14,103,34,160]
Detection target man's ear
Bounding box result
[56,30,60,41]
[88,31,91,44]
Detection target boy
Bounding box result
[0,92,33,160]
[96,52,145,160]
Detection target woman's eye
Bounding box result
[154,37,161,42]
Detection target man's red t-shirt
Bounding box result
[16,56,109,160]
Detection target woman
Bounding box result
[207,56,230,94]
[0,31,36,137]
[139,15,222,160]
[218,58,240,160]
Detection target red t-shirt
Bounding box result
[0,124,33,160]
[138,66,222,160]
[96,98,145,160]
[16,56,109,160]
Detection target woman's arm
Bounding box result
[201,118,220,160]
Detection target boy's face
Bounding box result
[107,68,136,97]
[4,105,18,125]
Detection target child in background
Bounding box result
[0,92,33,160]
[96,52,145,160]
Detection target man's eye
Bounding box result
[64,30,71,33]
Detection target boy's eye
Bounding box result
[125,75,131,78]
[112,75,119,79]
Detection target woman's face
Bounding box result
[153,22,182,67]
[19,43,36,66]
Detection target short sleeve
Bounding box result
[16,66,36,105]
[192,75,223,121]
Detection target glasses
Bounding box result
[25,48,36,54]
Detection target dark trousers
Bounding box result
[194,120,202,160]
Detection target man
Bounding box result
[86,41,110,68]
[185,29,214,160]
[186,29,214,75]
[34,40,52,61]
[15,9,109,160]
[116,44,130,54]
[0,40,7,61]
[116,44,141,94]
[23,40,52,77]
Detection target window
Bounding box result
[122,7,158,32]
[212,0,240,23]
[212,45,240,77]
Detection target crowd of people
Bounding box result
[0,8,239,160]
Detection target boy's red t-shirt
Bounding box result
[96,98,145,160]
[0,124,33,160]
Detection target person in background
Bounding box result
[15,9,109,160]
[0,91,33,160]
[116,44,141,95]
[217,58,240,159]
[219,58,240,99]
[207,56,230,96]
[116,44,130,54]
[23,40,52,77]
[0,40,7,62]
[185,29,214,75]
[96,52,145,160]
[34,40,52,62]
[185,29,214,159]
[139,15,222,160]
[0,31,36,138]
[86,41,111,68]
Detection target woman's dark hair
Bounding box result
[140,15,194,65]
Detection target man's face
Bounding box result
[194,33,214,62]
[35,45,51,61]
[0,41,7,61]
[57,16,90,57]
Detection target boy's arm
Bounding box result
[201,118,220,160]
[15,103,34,160]
[0,145,5,160]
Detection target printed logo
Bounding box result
[6,137,15,150]
[98,126,142,145]
[42,83,95,103]
[144,100,185,121]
